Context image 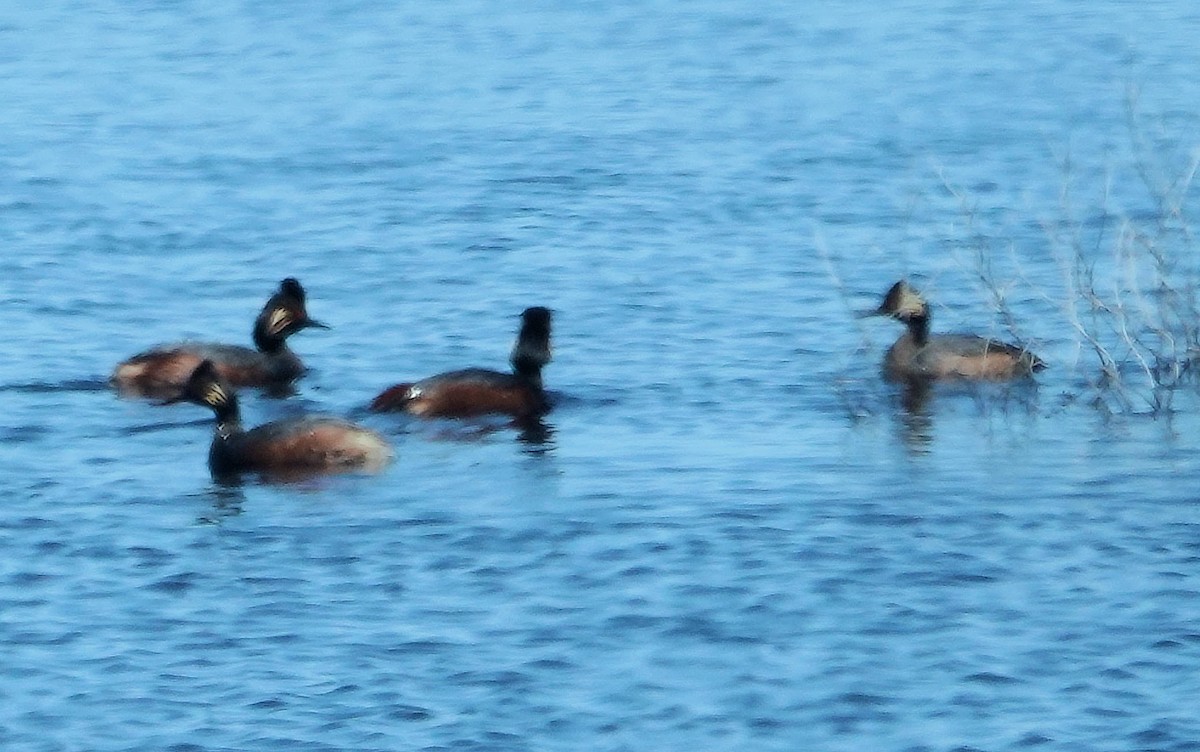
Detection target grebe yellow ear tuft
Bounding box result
[203,382,229,408]
[266,307,294,336]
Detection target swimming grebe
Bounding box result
[370,306,553,418]
[871,280,1045,381]
[167,360,391,477]
[111,278,328,400]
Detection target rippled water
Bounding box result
[3,2,1200,750]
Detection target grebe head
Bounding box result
[252,278,330,352]
[874,280,928,321]
[163,357,235,407]
[511,306,553,377]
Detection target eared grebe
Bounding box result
[370,306,553,418]
[871,280,1045,381]
[167,360,391,477]
[111,278,328,400]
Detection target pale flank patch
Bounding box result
[342,430,393,471]
[113,361,146,380]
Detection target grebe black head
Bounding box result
[510,306,553,386]
[251,277,330,353]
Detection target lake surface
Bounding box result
[3,1,1200,750]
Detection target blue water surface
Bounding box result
[3,1,1200,750]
